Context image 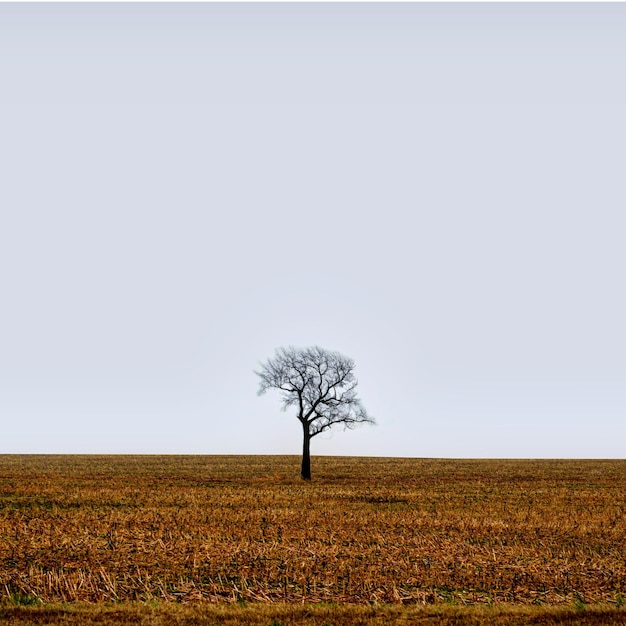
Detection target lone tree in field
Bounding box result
[256,346,375,480]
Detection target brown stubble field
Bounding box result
[0,455,625,625]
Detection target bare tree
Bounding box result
[256,346,375,480]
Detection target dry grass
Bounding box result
[0,455,625,623]
[1,602,626,625]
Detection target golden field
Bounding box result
[0,455,625,625]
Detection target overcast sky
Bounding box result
[1,3,624,458]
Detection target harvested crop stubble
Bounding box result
[0,455,625,607]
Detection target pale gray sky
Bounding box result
[1,4,624,457]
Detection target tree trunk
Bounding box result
[301,423,312,481]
